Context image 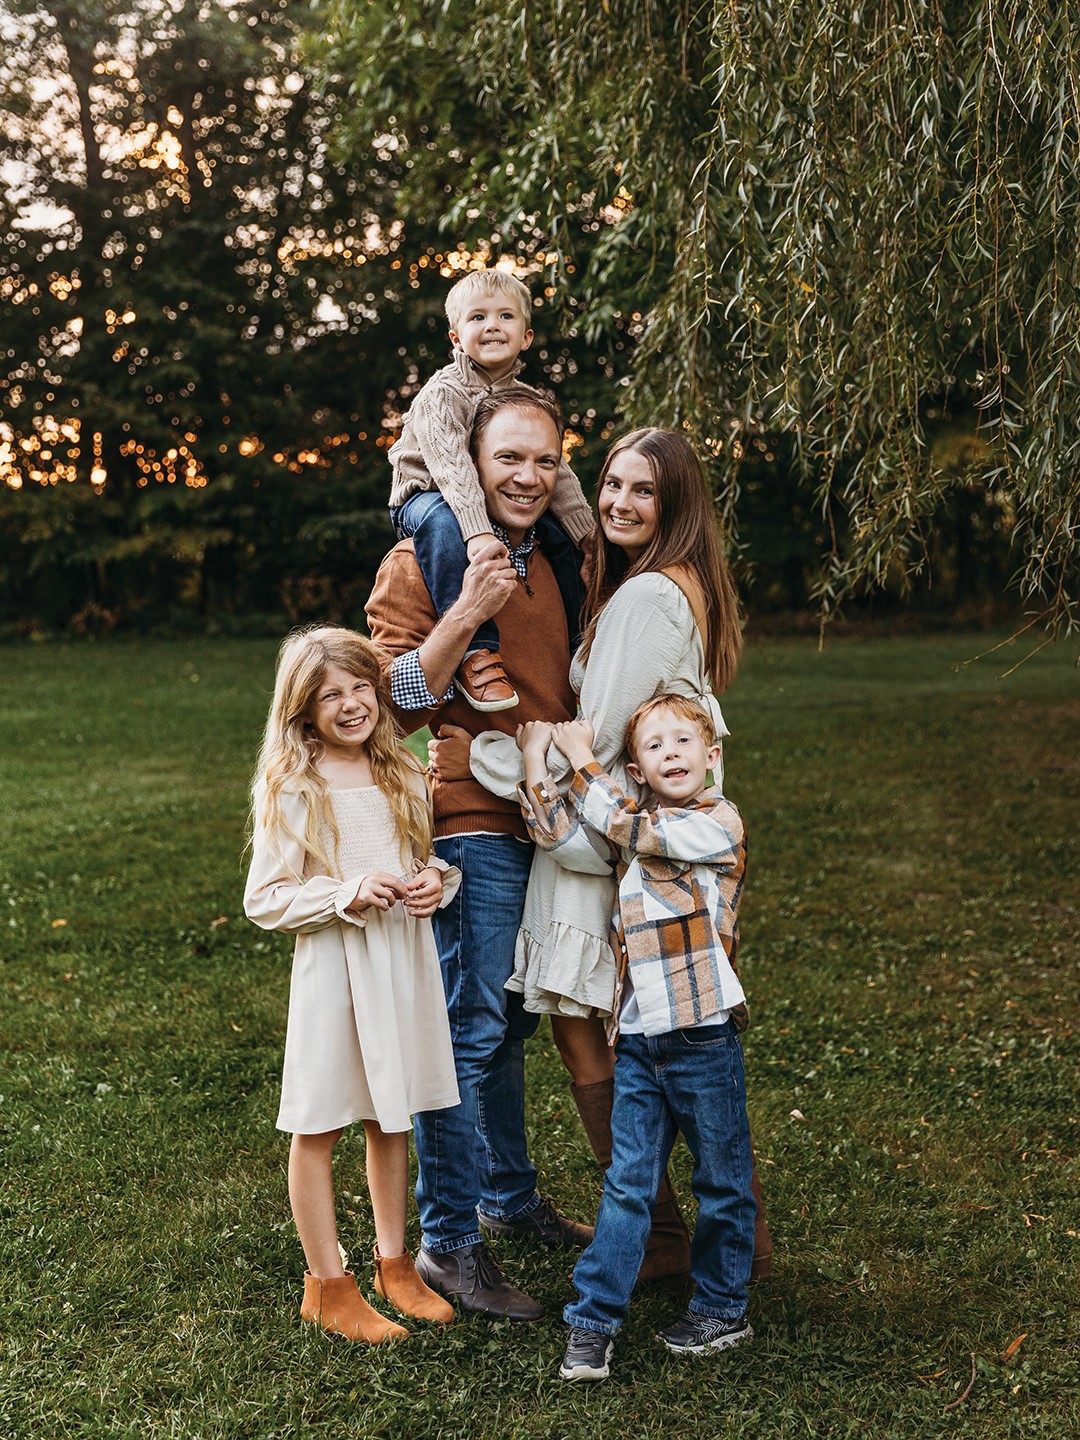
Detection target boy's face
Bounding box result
[450,295,533,379]
[626,706,721,805]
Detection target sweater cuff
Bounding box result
[450,499,497,543]
[553,503,597,546]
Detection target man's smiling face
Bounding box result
[475,406,560,546]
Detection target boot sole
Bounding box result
[459,692,520,712]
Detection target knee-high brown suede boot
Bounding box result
[570,1078,774,1284]
[749,1161,773,1282]
[570,1078,690,1284]
[300,1270,409,1343]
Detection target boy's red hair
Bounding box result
[624,694,715,763]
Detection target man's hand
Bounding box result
[428,723,474,781]
[458,539,518,625]
[350,872,409,912]
[410,543,519,701]
[404,865,444,919]
[466,530,509,563]
[551,716,597,769]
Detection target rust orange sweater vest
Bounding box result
[366,539,577,839]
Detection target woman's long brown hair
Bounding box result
[580,428,743,693]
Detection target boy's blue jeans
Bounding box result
[391,491,585,654]
[564,1020,755,1336]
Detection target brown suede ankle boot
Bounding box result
[373,1245,455,1324]
[300,1270,408,1343]
[570,1078,691,1285]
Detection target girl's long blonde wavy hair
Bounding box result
[251,626,431,878]
[580,428,743,693]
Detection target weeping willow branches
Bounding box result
[313,0,1080,629]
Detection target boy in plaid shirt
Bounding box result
[516,695,755,1382]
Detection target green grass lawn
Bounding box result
[2,630,1077,1438]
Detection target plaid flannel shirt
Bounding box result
[524,762,749,1041]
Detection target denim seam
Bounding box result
[424,1231,484,1256]
[562,1308,620,1338]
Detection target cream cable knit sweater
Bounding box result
[388,349,596,546]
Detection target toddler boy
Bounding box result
[517,696,755,1382]
[388,268,595,711]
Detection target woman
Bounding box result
[431,428,770,1281]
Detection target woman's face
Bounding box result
[598,447,658,561]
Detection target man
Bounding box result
[366,386,592,1320]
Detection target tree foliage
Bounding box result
[0,1,630,633]
[0,0,424,631]
[312,0,1080,631]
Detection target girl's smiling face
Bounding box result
[306,663,379,757]
[598,448,658,560]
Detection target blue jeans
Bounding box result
[413,833,543,1252]
[391,491,586,653]
[564,1021,755,1335]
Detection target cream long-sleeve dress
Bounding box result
[244,780,461,1134]
[469,571,729,1018]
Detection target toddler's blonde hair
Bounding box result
[445,268,532,334]
[251,626,431,877]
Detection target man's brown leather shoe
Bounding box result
[456,649,519,712]
[479,1194,594,1250]
[414,1242,545,1320]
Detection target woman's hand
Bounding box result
[351,872,409,912]
[427,723,474,781]
[551,717,596,769]
[404,865,444,919]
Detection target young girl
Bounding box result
[245,626,461,1343]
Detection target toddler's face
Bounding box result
[626,707,720,805]
[450,296,533,378]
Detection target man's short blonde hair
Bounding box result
[445,269,532,333]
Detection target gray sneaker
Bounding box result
[658,1309,752,1354]
[559,1325,614,1382]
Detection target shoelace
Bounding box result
[567,1326,596,1348]
[533,1197,559,1227]
[470,1246,508,1289]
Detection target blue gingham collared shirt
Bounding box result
[390,521,536,710]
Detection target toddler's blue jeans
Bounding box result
[391,491,585,654]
